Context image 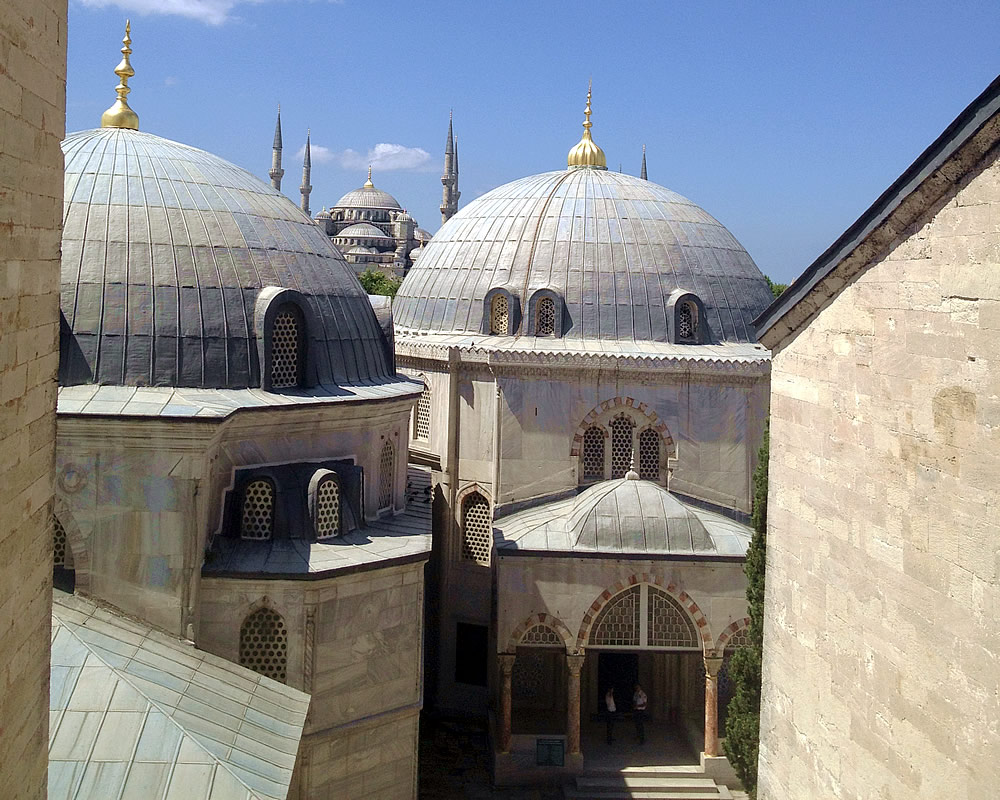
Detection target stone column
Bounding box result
[566,653,586,755]
[499,654,516,753]
[703,653,724,756]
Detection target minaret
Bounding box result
[440,111,460,224]
[300,129,312,216]
[640,144,648,180]
[269,105,284,191]
[101,20,139,130]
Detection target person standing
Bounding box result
[633,683,648,744]
[604,687,617,745]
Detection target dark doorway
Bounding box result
[455,622,488,686]
[597,652,638,714]
[53,566,75,594]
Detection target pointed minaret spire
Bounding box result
[441,110,460,224]
[269,104,284,191]
[640,144,647,180]
[300,129,312,216]
[101,20,139,130]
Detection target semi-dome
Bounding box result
[336,222,393,239]
[60,127,393,388]
[394,168,773,344]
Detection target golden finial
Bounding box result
[567,79,606,169]
[101,20,139,130]
[364,165,374,188]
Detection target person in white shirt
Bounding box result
[633,683,648,744]
[604,687,617,744]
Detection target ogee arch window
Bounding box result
[314,476,341,539]
[241,479,275,540]
[270,305,303,389]
[536,297,556,336]
[239,607,288,682]
[377,439,395,511]
[490,294,509,336]
[461,491,491,565]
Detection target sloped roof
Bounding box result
[49,591,309,800]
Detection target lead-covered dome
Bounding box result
[59,128,392,388]
[394,168,773,343]
[333,184,402,211]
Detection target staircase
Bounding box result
[564,765,733,799]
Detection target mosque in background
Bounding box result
[265,109,455,278]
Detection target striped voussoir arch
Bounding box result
[570,396,675,457]
[505,612,575,653]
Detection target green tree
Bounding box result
[358,268,402,298]
[723,424,768,798]
[765,276,788,299]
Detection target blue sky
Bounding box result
[68,0,1000,284]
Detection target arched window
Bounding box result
[415,382,431,441]
[239,607,288,682]
[678,302,696,341]
[270,305,303,389]
[520,624,562,647]
[638,428,661,481]
[314,477,341,539]
[591,585,640,647]
[377,439,395,511]
[609,414,635,479]
[53,516,69,568]
[461,491,491,565]
[581,426,605,480]
[241,479,275,540]
[536,297,556,336]
[647,586,699,647]
[490,294,509,336]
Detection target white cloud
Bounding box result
[164,75,178,86]
[75,0,342,26]
[295,142,435,173]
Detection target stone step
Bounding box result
[564,790,732,800]
[577,776,722,791]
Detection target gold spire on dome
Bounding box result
[364,165,374,188]
[101,20,139,130]
[567,79,606,169]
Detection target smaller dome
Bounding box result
[414,227,432,242]
[315,207,332,220]
[347,245,376,255]
[336,222,393,239]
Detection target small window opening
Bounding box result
[239,607,288,682]
[638,428,661,481]
[415,384,431,441]
[378,439,395,511]
[315,478,341,539]
[609,415,635,479]
[241,479,275,540]
[582,426,605,480]
[678,302,696,341]
[461,492,492,565]
[536,297,556,336]
[271,307,301,389]
[490,294,509,336]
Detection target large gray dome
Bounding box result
[59,128,392,388]
[395,168,772,343]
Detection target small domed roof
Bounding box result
[333,183,402,211]
[60,128,392,388]
[336,222,393,239]
[347,245,376,255]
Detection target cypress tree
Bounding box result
[723,424,768,798]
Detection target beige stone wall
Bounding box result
[759,147,1000,798]
[0,2,66,796]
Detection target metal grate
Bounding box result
[512,651,546,698]
[678,303,695,341]
[241,479,274,540]
[609,414,634,479]
[271,308,300,388]
[239,607,288,682]
[461,492,492,565]
[415,383,431,440]
[726,627,750,650]
[536,297,555,335]
[647,586,698,647]
[315,478,341,539]
[591,586,640,647]
[638,428,660,481]
[378,439,395,510]
[521,624,562,646]
[582,426,605,480]
[490,294,509,335]
[53,517,68,568]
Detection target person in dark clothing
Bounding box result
[604,687,617,744]
[633,683,648,744]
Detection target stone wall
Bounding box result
[759,145,1000,797]
[0,2,66,796]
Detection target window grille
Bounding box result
[726,627,750,650]
[678,303,695,341]
[415,384,431,440]
[239,607,287,682]
[521,624,562,646]
[241,479,274,540]
[53,517,68,568]
[271,308,300,388]
[638,428,660,481]
[536,297,556,336]
[590,586,640,647]
[461,492,492,565]
[377,439,395,510]
[609,415,635,479]
[582,426,605,480]
[512,651,546,698]
[647,586,698,647]
[315,478,341,539]
[490,294,509,335]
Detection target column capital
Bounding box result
[703,653,724,678]
[499,653,516,674]
[566,653,586,676]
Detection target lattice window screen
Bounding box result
[241,479,274,540]
[638,428,661,481]
[609,415,635,479]
[461,492,492,565]
[271,309,300,388]
[378,439,395,510]
[53,517,68,568]
[239,607,287,682]
[647,586,698,647]
[512,651,546,699]
[678,303,695,341]
[415,383,431,440]
[582,426,605,480]
[490,294,509,335]
[520,624,562,646]
[726,627,750,650]
[590,586,640,647]
[315,479,341,539]
[536,298,556,335]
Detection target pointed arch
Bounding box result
[239,605,288,683]
[505,612,575,653]
[716,616,752,652]
[570,397,675,460]
[52,497,90,594]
